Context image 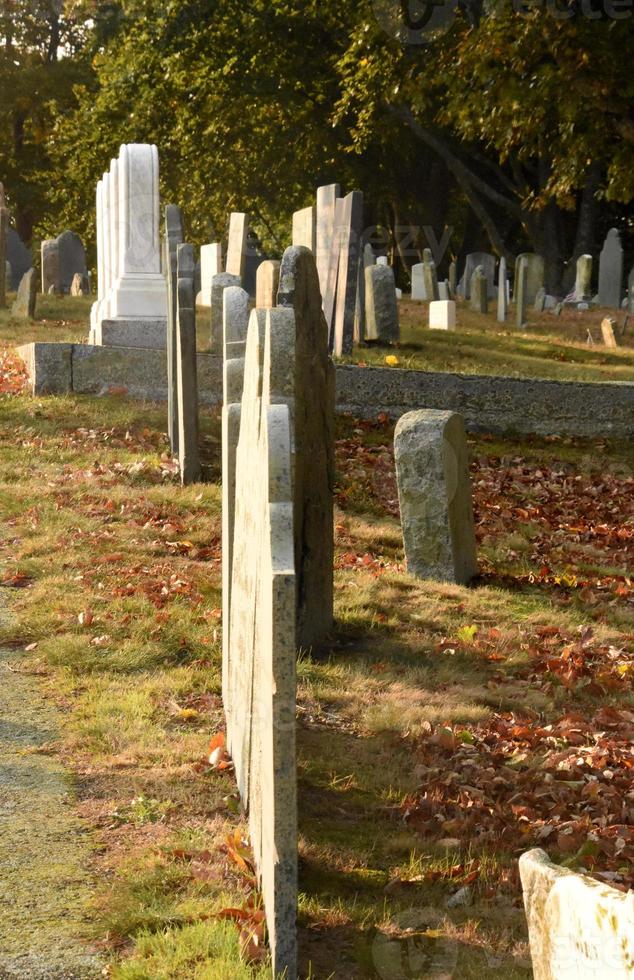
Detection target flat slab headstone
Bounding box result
[598,228,623,309]
[0,208,8,308]
[458,252,496,299]
[11,268,36,318]
[411,262,427,301]
[497,255,507,322]
[520,848,634,980]
[57,231,87,294]
[333,190,364,356]
[574,254,593,302]
[227,305,297,979]
[394,409,477,584]
[7,228,32,291]
[315,183,340,305]
[255,260,280,309]
[469,266,488,313]
[164,204,184,455]
[292,205,316,253]
[175,243,201,484]
[354,241,374,342]
[628,266,634,314]
[516,259,528,329]
[513,253,544,306]
[197,243,223,307]
[211,273,241,352]
[226,212,248,279]
[534,286,546,313]
[41,239,59,295]
[429,300,456,331]
[364,264,399,343]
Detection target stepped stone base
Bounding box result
[89,317,167,350]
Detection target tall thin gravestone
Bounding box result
[574,254,592,303]
[516,259,528,329]
[597,228,623,309]
[333,190,363,356]
[497,256,507,322]
[422,248,439,302]
[292,206,316,253]
[175,244,201,485]
[165,205,184,456]
[411,262,427,301]
[365,264,399,342]
[470,266,487,313]
[316,183,340,306]
[211,272,241,351]
[226,212,248,280]
[448,260,457,297]
[354,241,374,342]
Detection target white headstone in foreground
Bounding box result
[520,848,634,980]
[429,299,456,331]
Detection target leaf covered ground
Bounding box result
[0,333,632,977]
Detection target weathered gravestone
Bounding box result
[448,260,457,297]
[175,244,201,485]
[513,253,544,306]
[255,260,280,309]
[422,248,439,302]
[0,204,7,307]
[601,317,618,349]
[376,255,389,266]
[573,254,593,303]
[394,410,477,585]
[470,266,488,313]
[197,243,223,307]
[226,304,297,980]
[11,268,36,318]
[429,300,456,331]
[458,252,496,299]
[497,256,507,322]
[364,264,399,343]
[211,273,241,352]
[520,848,634,980]
[354,241,374,342]
[411,262,426,301]
[56,231,87,294]
[277,245,335,649]
[41,240,59,295]
[292,205,316,253]
[226,212,248,279]
[598,228,623,309]
[515,259,528,329]
[70,273,90,296]
[7,228,32,291]
[164,205,185,455]
[333,190,363,356]
[534,286,546,313]
[438,280,449,301]
[315,182,340,307]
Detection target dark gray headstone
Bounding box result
[365,264,400,342]
[458,252,496,299]
[176,243,201,485]
[598,228,623,309]
[164,205,185,456]
[12,267,36,318]
[7,228,32,290]
[57,231,87,294]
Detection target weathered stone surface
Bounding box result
[96,318,167,350]
[429,300,456,331]
[57,231,87,294]
[516,259,528,329]
[292,205,316,252]
[574,254,593,302]
[520,848,634,980]
[277,245,335,649]
[41,239,59,294]
[333,190,363,356]
[448,260,457,297]
[411,262,427,301]
[376,255,388,266]
[7,227,32,290]
[470,267,488,313]
[165,204,185,455]
[598,228,623,309]
[513,253,544,306]
[422,248,439,302]
[534,286,546,313]
[497,256,507,322]
[0,207,8,307]
[197,242,223,307]
[601,317,618,349]
[16,342,72,394]
[459,252,496,299]
[316,183,340,308]
[211,273,241,352]
[176,244,201,484]
[255,260,280,309]
[226,212,248,279]
[438,280,449,301]
[394,410,477,584]
[365,264,399,343]
[227,305,297,980]
[354,242,374,342]
[12,268,36,318]
[70,273,90,296]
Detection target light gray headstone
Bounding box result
[333,190,363,356]
[41,239,59,294]
[497,256,507,322]
[176,243,201,485]
[227,305,297,980]
[411,262,426,301]
[574,254,592,302]
[469,266,488,313]
[315,183,340,306]
[12,267,37,318]
[513,253,544,305]
[211,272,241,351]
[534,286,546,313]
[394,410,477,585]
[292,205,316,252]
[597,228,623,308]
[438,280,449,301]
[197,242,223,307]
[520,848,634,980]
[376,255,389,266]
[164,205,184,456]
[365,264,399,343]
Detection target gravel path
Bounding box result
[0,647,102,979]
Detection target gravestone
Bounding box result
[0,206,8,307]
[277,245,335,649]
[292,205,316,252]
[429,300,456,331]
[438,280,449,301]
[197,243,223,307]
[520,848,634,980]
[534,286,546,313]
[41,240,59,294]
[12,268,36,318]
[497,256,507,322]
[333,190,363,356]
[411,263,426,301]
[70,273,90,296]
[422,248,439,302]
[165,205,185,456]
[56,231,87,294]
[211,272,241,352]
[365,265,399,343]
[255,260,280,309]
[226,305,297,979]
[315,183,340,306]
[448,260,457,297]
[376,255,389,267]
[470,266,488,313]
[601,317,618,349]
[394,410,477,585]
[7,228,32,290]
[354,241,374,342]
[597,228,623,308]
[516,258,528,329]
[175,244,201,485]
[458,252,496,299]
[226,212,248,279]
[574,254,592,302]
[513,253,544,306]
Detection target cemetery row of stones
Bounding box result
[71,145,630,977]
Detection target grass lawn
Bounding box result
[0,303,632,977]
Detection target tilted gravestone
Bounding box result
[597,228,623,309]
[364,264,399,343]
[394,409,477,585]
[226,304,297,979]
[7,227,32,291]
[277,245,335,649]
[211,272,241,352]
[520,848,634,980]
[333,190,363,356]
[175,244,201,485]
[255,260,280,309]
[513,253,544,306]
[12,268,36,318]
[601,317,618,349]
[458,252,496,299]
[448,260,457,296]
[164,205,185,456]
